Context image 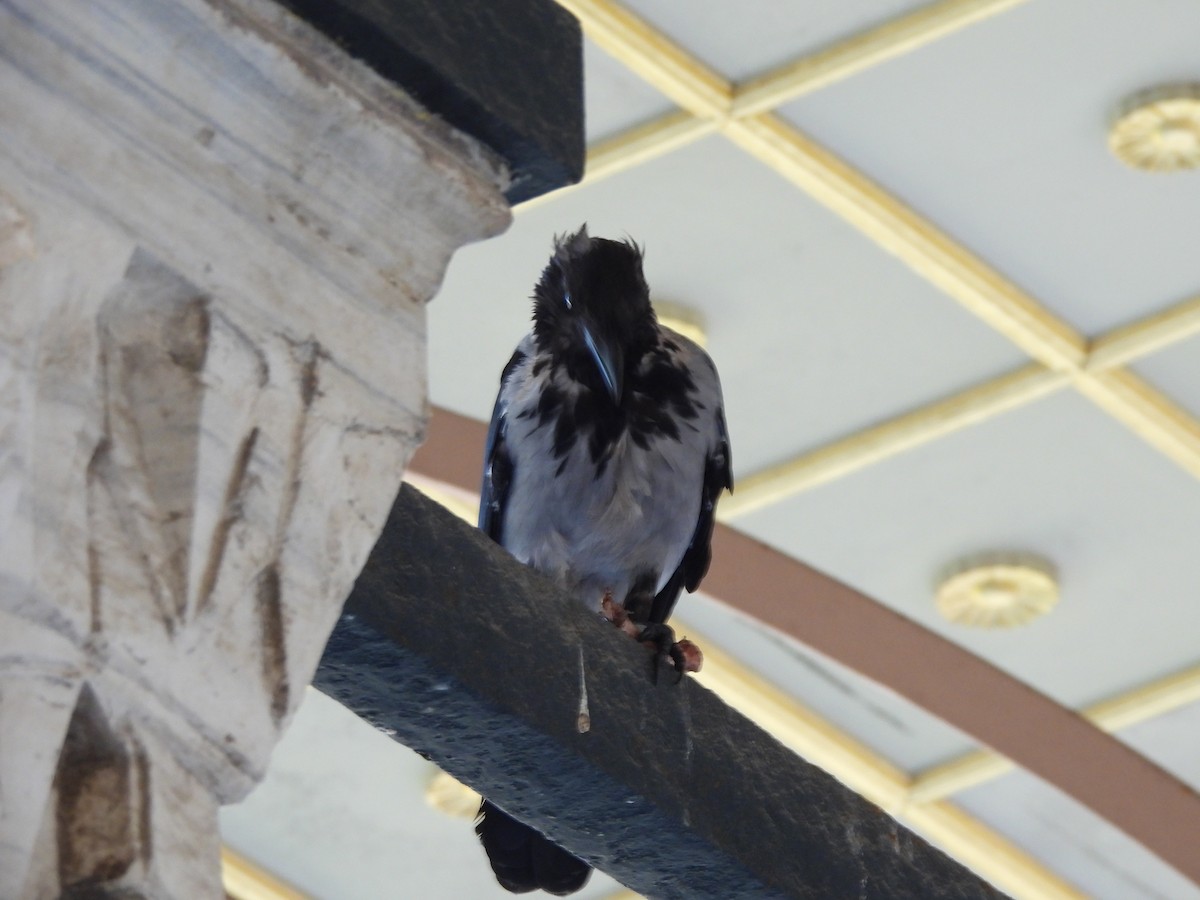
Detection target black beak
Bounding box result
[581,323,623,404]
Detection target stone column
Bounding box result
[0,0,579,894]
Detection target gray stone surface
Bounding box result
[316,485,1007,900]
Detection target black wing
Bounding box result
[478,349,525,542]
[648,408,734,625]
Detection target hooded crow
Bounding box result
[474,225,732,895]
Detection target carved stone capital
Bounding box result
[0,0,522,894]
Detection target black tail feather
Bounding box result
[476,799,592,896]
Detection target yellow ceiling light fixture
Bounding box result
[1109,84,1200,172]
[935,554,1059,628]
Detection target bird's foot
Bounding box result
[637,623,704,684]
[674,638,704,673]
[600,592,642,639]
[602,593,703,682]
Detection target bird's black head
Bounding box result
[532,225,657,406]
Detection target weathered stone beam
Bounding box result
[315,485,1007,900]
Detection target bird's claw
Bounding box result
[637,624,703,684]
[603,594,703,683]
[601,594,642,639]
[674,637,704,674]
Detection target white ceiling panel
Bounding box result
[621,0,930,82]
[583,36,676,143]
[954,769,1200,900]
[1116,701,1200,793]
[778,0,1200,336]
[1131,332,1200,420]
[428,135,1030,477]
[220,689,628,900]
[732,389,1200,710]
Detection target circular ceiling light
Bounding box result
[935,555,1059,629]
[1109,84,1200,172]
